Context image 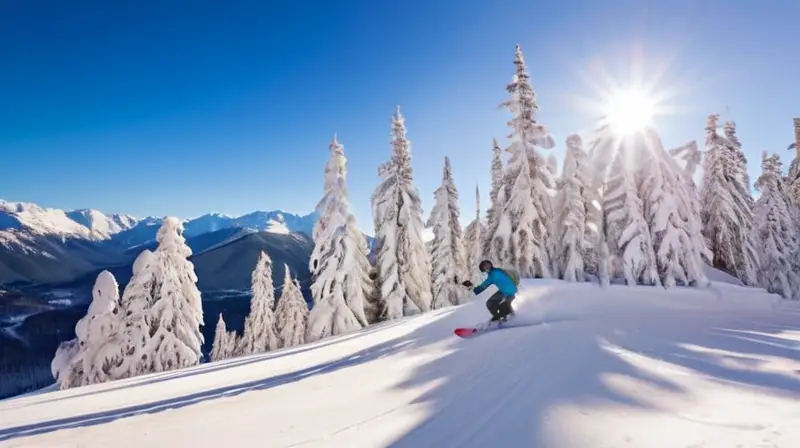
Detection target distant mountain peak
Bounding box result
[0,198,325,255]
[182,209,317,240]
[65,209,138,238]
[188,211,235,220]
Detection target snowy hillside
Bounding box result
[0,200,104,239]
[2,280,798,447]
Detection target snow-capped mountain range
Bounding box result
[0,200,139,240]
[0,199,318,243]
[0,198,321,286]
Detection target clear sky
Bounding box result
[1,0,797,230]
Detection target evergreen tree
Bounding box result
[55,270,123,388]
[239,251,279,355]
[210,314,236,362]
[723,120,760,281]
[583,125,618,277]
[602,137,659,286]
[119,218,204,375]
[724,121,752,196]
[553,135,591,282]
[307,135,372,340]
[464,185,487,283]
[700,114,759,285]
[114,249,157,379]
[669,141,712,263]
[427,157,468,308]
[638,130,709,288]
[753,152,800,299]
[371,106,433,319]
[491,44,554,277]
[484,138,506,259]
[276,265,309,348]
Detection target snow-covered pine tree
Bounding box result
[464,185,487,284]
[307,214,376,342]
[118,218,204,375]
[664,141,714,275]
[700,114,736,268]
[637,130,709,288]
[668,141,712,264]
[210,314,235,361]
[114,249,158,379]
[343,215,380,322]
[602,137,659,286]
[724,121,753,198]
[700,114,759,285]
[723,120,760,281]
[150,218,204,369]
[370,106,433,320]
[55,270,123,388]
[307,135,372,341]
[753,151,800,299]
[552,135,591,282]
[491,44,554,277]
[239,250,279,355]
[582,126,616,277]
[275,265,309,348]
[484,138,507,260]
[427,156,468,309]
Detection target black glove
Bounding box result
[461,280,473,288]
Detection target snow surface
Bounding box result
[2,280,799,447]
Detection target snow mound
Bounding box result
[704,263,746,286]
[1,281,799,447]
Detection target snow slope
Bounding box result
[1,280,799,447]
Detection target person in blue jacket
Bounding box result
[462,259,518,321]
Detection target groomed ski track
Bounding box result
[1,279,800,447]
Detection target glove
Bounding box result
[461,280,473,288]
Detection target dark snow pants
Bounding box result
[486,291,514,319]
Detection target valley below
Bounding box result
[0,200,327,399]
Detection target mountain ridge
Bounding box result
[0,199,321,287]
[0,198,375,287]
[0,198,319,243]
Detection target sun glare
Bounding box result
[604,87,657,136]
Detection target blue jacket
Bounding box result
[473,268,518,297]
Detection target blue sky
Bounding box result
[1,0,797,230]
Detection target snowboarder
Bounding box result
[462,260,519,322]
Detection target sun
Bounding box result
[603,87,657,136]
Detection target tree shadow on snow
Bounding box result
[0,306,467,442]
[2,283,799,446]
[11,314,415,409]
[385,284,800,447]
